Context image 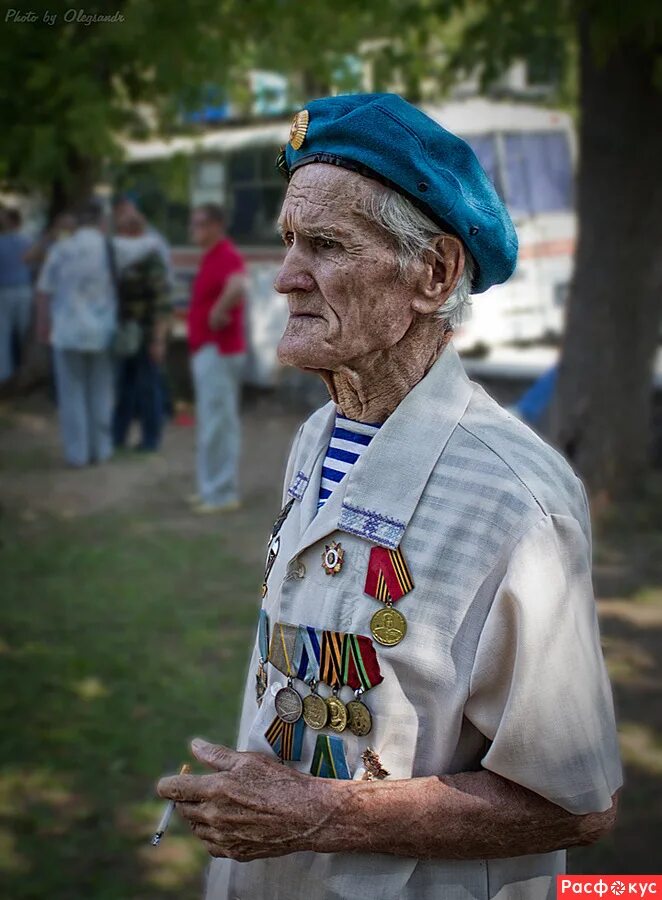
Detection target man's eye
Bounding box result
[282,231,294,247]
[313,236,339,250]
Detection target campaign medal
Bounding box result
[274,684,303,723]
[262,498,295,598]
[364,546,414,646]
[319,629,348,732]
[326,693,348,733]
[255,609,269,706]
[347,696,372,737]
[321,541,344,575]
[269,622,303,724]
[341,632,383,736]
[295,625,328,729]
[303,688,329,730]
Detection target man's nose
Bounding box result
[274,248,316,294]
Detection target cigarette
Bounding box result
[151,763,190,846]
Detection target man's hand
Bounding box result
[208,305,230,331]
[149,339,167,365]
[157,739,328,861]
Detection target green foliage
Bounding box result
[1,0,660,207]
[0,508,257,898]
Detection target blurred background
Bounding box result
[1,1,661,896]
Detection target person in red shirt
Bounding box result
[188,204,247,512]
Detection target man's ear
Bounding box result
[411,235,465,316]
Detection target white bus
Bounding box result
[122,97,576,384]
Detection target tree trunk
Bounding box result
[552,17,662,501]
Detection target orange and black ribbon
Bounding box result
[364,546,413,604]
[265,715,304,761]
[319,630,346,688]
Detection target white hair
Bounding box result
[356,185,474,328]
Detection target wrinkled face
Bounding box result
[275,164,417,370]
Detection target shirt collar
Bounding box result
[287,343,474,551]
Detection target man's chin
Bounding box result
[277,335,333,371]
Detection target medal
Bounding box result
[321,540,344,575]
[370,605,407,646]
[364,546,413,646]
[274,683,303,723]
[347,694,372,737]
[269,622,303,724]
[325,693,348,733]
[255,609,270,706]
[303,690,328,730]
[262,498,295,597]
[256,660,267,706]
[310,734,351,779]
[360,747,390,780]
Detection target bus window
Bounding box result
[503,132,573,215]
[462,134,505,201]
[226,145,286,245]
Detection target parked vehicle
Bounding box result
[121,97,577,383]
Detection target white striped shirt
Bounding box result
[317,415,380,510]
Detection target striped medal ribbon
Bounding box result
[364,546,414,647]
[295,625,330,730]
[310,734,351,779]
[265,715,305,761]
[268,622,303,730]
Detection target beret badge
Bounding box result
[288,109,309,150]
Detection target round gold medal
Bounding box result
[274,685,303,723]
[325,695,348,733]
[370,606,407,646]
[347,699,372,736]
[302,693,328,730]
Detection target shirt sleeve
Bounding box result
[464,513,623,814]
[36,244,59,293]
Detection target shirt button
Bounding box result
[270,681,284,696]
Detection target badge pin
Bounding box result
[364,546,413,645]
[322,541,344,575]
[288,109,309,150]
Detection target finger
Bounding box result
[191,738,240,772]
[175,801,214,826]
[191,822,218,842]
[157,773,216,802]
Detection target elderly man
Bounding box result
[159,94,622,900]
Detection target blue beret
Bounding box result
[282,93,518,294]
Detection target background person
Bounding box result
[111,208,172,453]
[188,203,248,513]
[35,200,116,467]
[0,207,33,381]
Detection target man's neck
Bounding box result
[202,232,225,252]
[317,318,453,424]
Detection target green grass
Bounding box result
[0,510,259,899]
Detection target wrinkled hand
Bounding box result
[157,739,329,861]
